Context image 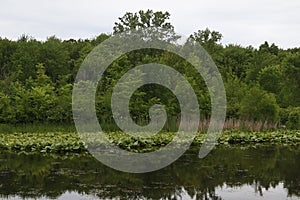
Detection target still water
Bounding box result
[0,145,299,200]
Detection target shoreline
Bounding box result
[0,130,299,154]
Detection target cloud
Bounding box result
[0,0,299,48]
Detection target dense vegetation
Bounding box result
[0,10,299,130]
[0,130,298,153]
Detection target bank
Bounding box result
[0,130,299,154]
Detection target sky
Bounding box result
[0,0,299,49]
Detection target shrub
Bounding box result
[240,86,279,122]
[287,107,300,129]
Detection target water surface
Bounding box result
[0,145,299,199]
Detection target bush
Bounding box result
[240,86,279,122]
[287,107,300,129]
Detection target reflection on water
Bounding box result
[0,145,299,200]
[215,183,298,200]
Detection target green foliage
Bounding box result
[190,28,223,54]
[221,45,253,79]
[190,28,224,63]
[0,132,85,153]
[0,92,13,122]
[217,130,300,145]
[113,10,180,43]
[279,52,300,107]
[287,107,300,129]
[224,75,247,118]
[113,10,174,33]
[258,65,283,94]
[245,43,280,84]
[0,130,299,153]
[0,10,299,128]
[240,86,279,122]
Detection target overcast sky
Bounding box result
[1,0,299,49]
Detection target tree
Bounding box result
[8,81,30,123]
[221,44,253,79]
[190,28,222,46]
[0,91,14,123]
[286,107,300,129]
[257,65,283,95]
[113,10,179,43]
[259,41,279,56]
[190,28,224,64]
[39,36,70,82]
[279,52,300,107]
[245,42,279,83]
[10,37,42,82]
[0,11,300,128]
[224,75,247,119]
[240,86,279,122]
[0,38,17,80]
[114,10,174,33]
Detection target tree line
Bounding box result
[0,10,299,129]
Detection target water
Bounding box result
[0,145,299,200]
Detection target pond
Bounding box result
[0,145,299,200]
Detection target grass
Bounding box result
[0,118,284,135]
[0,130,299,153]
[0,123,76,134]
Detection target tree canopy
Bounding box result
[0,10,299,130]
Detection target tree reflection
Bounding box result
[0,145,299,199]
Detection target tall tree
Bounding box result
[114,10,174,33]
[190,28,224,64]
[113,10,179,43]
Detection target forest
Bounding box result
[0,10,299,130]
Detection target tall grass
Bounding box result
[130,117,280,132]
[222,119,279,131]
[169,117,280,131]
[162,117,280,131]
[0,123,76,134]
[0,118,280,134]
